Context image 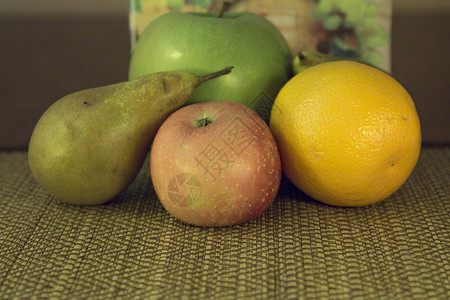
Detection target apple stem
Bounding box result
[197,117,213,127]
[218,0,232,18]
[200,66,234,83]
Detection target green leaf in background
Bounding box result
[311,0,390,67]
[186,0,214,9]
[130,0,142,12]
[168,0,185,10]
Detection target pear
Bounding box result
[292,51,344,74]
[28,67,233,205]
[292,51,379,75]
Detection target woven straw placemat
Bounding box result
[0,147,449,299]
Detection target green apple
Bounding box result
[128,11,292,109]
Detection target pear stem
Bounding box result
[218,0,232,18]
[298,52,306,62]
[200,66,233,83]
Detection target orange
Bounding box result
[270,61,421,206]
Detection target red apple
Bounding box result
[150,101,281,227]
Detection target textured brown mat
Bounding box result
[0,147,449,299]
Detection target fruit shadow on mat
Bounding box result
[276,174,317,205]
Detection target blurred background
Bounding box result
[0,0,449,149]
